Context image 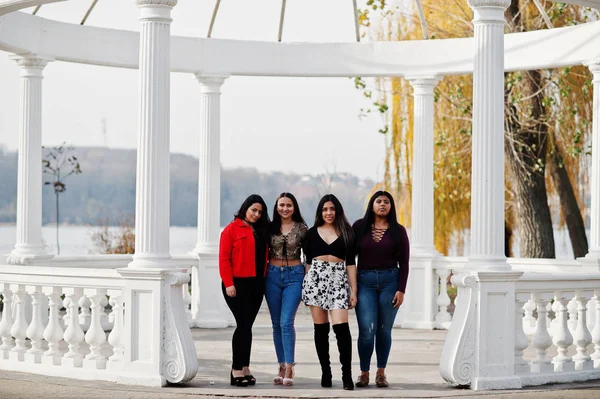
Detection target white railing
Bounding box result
[514,274,600,386]
[0,257,198,386]
[440,265,600,390]
[432,256,468,330]
[0,264,125,380]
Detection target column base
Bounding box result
[5,252,53,265]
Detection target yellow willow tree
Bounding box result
[357,0,593,257]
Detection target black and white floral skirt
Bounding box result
[302,259,350,310]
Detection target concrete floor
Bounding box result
[1,306,599,398]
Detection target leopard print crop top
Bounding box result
[269,222,308,261]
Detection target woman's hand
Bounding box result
[349,292,357,309]
[392,291,404,309]
[226,285,236,297]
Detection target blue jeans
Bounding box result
[355,268,399,371]
[264,264,304,364]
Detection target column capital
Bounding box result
[10,54,53,77]
[405,75,441,94]
[467,0,511,8]
[135,0,178,6]
[468,0,510,23]
[584,59,600,80]
[194,74,228,94]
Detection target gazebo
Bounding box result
[1,0,600,390]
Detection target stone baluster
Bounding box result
[25,286,45,362]
[546,301,555,337]
[0,285,15,357]
[572,291,593,371]
[182,281,193,326]
[567,297,578,335]
[10,285,29,360]
[42,287,64,365]
[551,292,574,372]
[531,294,553,373]
[522,297,536,335]
[435,268,452,329]
[63,289,85,367]
[100,295,111,331]
[84,290,108,369]
[107,296,124,367]
[587,297,596,333]
[61,296,70,330]
[514,296,530,374]
[79,295,92,332]
[591,289,600,367]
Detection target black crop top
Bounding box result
[303,227,356,266]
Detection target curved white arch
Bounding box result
[1,11,600,77]
[0,0,65,16]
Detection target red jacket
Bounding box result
[219,218,268,287]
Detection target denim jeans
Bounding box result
[264,263,304,364]
[355,268,399,371]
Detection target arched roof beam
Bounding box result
[0,0,65,17]
[1,11,600,77]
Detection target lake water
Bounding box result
[0,224,583,259]
[0,225,199,256]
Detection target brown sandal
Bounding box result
[375,373,389,388]
[355,372,369,388]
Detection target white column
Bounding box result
[118,1,198,385]
[467,0,511,270]
[128,0,175,269]
[7,54,53,265]
[406,75,440,255]
[191,75,229,328]
[585,60,600,260]
[399,76,441,330]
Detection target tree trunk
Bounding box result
[504,69,556,258]
[548,147,589,258]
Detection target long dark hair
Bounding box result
[356,190,401,241]
[271,192,306,234]
[314,194,353,248]
[234,194,270,237]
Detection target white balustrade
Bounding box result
[514,296,530,374]
[63,289,85,368]
[592,290,600,367]
[551,293,574,372]
[530,293,553,373]
[183,280,193,327]
[572,291,593,371]
[84,289,108,369]
[10,285,29,360]
[107,295,124,368]
[435,268,452,329]
[0,285,15,357]
[568,297,578,335]
[25,286,45,363]
[522,298,536,335]
[78,295,92,332]
[42,287,64,365]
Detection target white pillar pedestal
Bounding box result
[398,76,441,329]
[191,75,230,328]
[119,0,198,386]
[6,54,54,265]
[582,60,600,267]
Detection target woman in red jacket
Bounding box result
[220,194,270,387]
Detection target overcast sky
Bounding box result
[0,0,390,180]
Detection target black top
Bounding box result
[303,226,356,266]
[254,231,267,279]
[352,219,410,293]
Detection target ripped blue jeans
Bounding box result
[355,268,399,371]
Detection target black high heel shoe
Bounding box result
[230,371,249,387]
[244,374,256,386]
[321,373,333,388]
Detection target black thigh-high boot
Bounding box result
[333,322,354,390]
[314,323,332,387]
